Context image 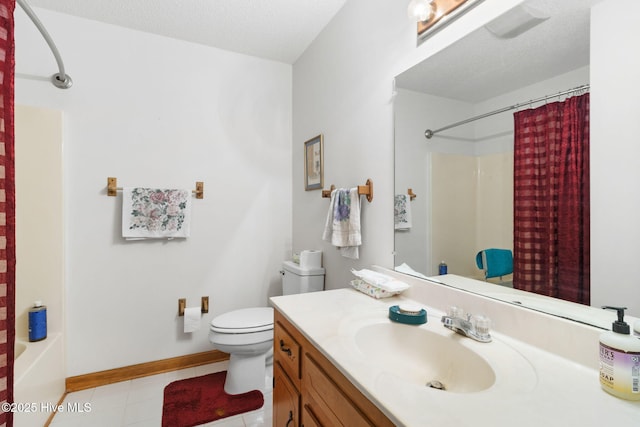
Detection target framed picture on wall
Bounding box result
[304,134,324,191]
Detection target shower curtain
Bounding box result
[0,1,15,426]
[512,93,590,304]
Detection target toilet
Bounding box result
[209,260,325,394]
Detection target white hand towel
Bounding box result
[394,194,412,230]
[322,189,337,241]
[323,188,361,259]
[122,188,192,240]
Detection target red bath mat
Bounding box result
[162,371,264,427]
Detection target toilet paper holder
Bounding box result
[178,297,209,316]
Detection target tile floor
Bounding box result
[49,361,273,427]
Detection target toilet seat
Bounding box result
[210,307,273,334]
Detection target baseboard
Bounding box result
[44,392,67,427]
[65,350,229,392]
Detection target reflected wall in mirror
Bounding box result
[393,0,636,327]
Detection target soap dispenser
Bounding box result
[599,306,640,400]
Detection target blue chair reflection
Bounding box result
[475,248,513,281]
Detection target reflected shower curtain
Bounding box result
[0,1,15,426]
[513,93,590,305]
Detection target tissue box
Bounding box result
[300,250,322,269]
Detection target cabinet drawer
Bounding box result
[275,321,301,384]
[303,353,374,427]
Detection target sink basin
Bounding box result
[355,322,495,393]
[330,307,538,397]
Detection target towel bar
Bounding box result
[107,177,204,199]
[321,179,373,202]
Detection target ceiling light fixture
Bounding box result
[410,0,485,45]
[407,0,435,23]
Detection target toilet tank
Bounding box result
[282,261,325,295]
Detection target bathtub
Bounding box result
[14,333,65,427]
[14,342,26,360]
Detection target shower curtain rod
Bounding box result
[17,0,72,89]
[424,84,589,139]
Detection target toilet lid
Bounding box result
[210,307,274,334]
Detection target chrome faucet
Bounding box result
[441,307,491,343]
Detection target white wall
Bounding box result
[394,88,475,275]
[393,89,432,275]
[591,0,640,316]
[292,0,523,290]
[16,8,292,375]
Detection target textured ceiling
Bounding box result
[24,0,603,96]
[396,0,602,103]
[25,0,348,64]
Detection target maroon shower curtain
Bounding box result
[0,1,15,426]
[513,93,590,305]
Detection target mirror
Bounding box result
[393,0,621,329]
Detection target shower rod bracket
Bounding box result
[17,0,73,89]
[52,72,73,89]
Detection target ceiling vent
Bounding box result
[485,4,550,39]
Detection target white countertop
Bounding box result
[270,287,640,427]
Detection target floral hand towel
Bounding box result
[322,187,361,259]
[122,188,192,239]
[394,194,412,230]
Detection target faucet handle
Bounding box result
[472,315,491,339]
[447,306,464,319]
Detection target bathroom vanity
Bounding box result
[270,269,640,426]
[273,308,394,426]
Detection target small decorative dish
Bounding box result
[389,305,427,325]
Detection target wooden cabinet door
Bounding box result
[274,362,299,427]
[301,403,322,427]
